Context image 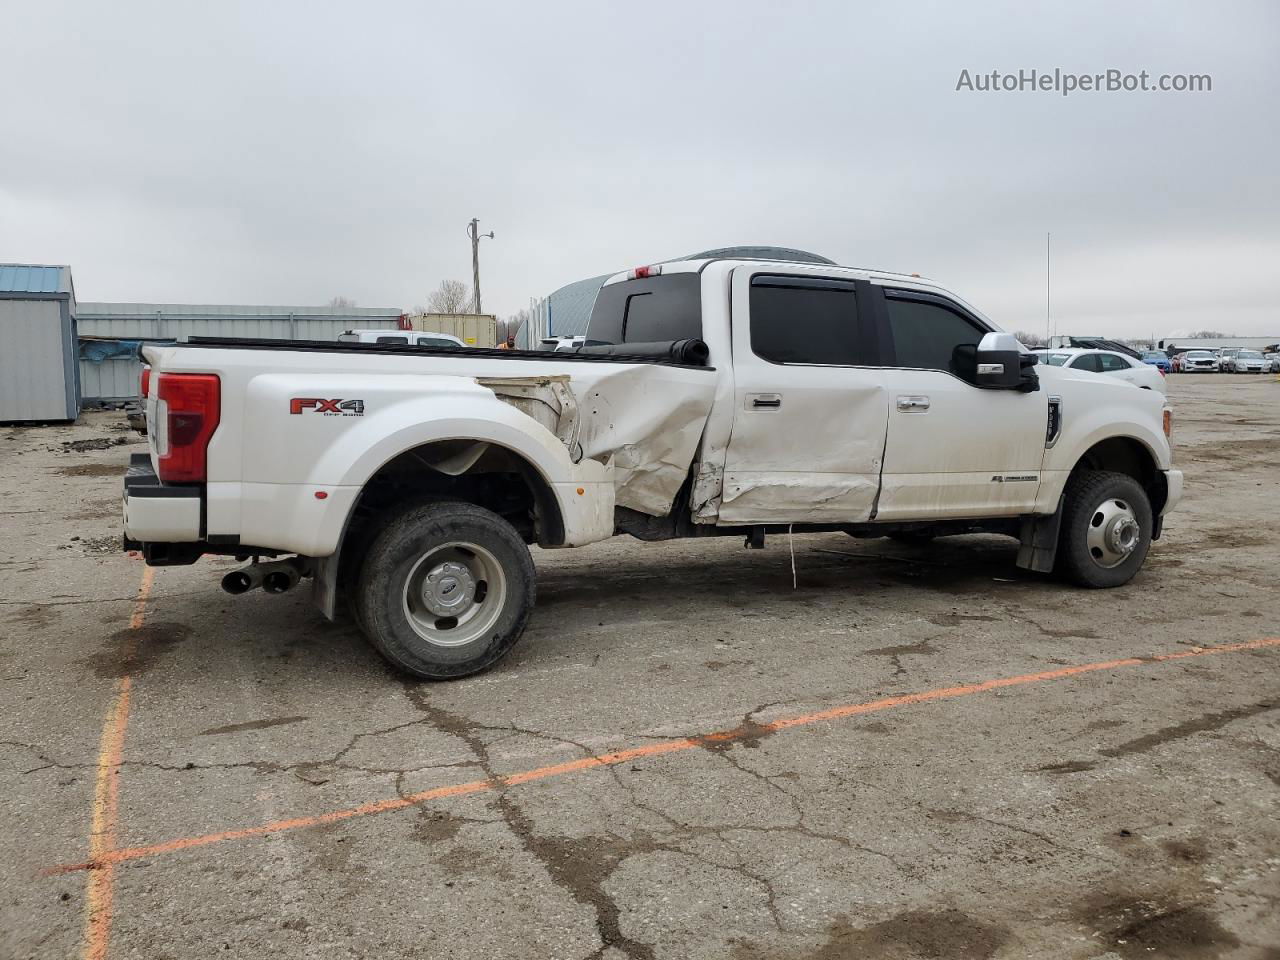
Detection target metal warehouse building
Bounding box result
[518,245,835,348]
[0,264,79,422]
[77,302,405,404]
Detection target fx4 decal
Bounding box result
[290,398,365,417]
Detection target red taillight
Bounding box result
[627,264,663,279]
[140,365,151,397]
[156,373,220,484]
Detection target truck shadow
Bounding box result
[534,533,1032,610]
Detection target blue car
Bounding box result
[1141,351,1171,374]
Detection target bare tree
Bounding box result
[328,296,357,309]
[1191,329,1231,339]
[426,279,473,315]
[1013,330,1046,348]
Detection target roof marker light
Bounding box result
[627,265,662,280]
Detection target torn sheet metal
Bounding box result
[690,460,725,522]
[573,365,717,516]
[476,365,716,517]
[478,375,581,457]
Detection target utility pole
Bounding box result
[1045,231,1052,346]
[467,218,495,314]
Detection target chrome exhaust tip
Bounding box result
[221,566,263,595]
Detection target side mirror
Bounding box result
[975,332,1037,390]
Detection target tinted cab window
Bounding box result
[587,273,702,344]
[884,294,986,374]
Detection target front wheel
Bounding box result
[1056,470,1153,588]
[355,500,536,679]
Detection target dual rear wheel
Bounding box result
[353,501,535,680]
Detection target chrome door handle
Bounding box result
[749,393,783,410]
[896,395,930,412]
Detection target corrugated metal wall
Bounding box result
[0,299,76,421]
[78,311,403,343]
[76,304,404,404]
[79,357,144,403]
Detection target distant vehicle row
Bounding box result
[1168,348,1278,373]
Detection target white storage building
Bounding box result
[0,264,79,422]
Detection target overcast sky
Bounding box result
[2,0,1277,337]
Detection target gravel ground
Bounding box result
[2,373,1278,960]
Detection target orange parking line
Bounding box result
[81,566,153,960]
[47,634,1280,880]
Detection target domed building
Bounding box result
[518,245,833,348]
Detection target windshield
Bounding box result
[1143,352,1164,359]
[1187,351,1213,358]
[1238,350,1263,359]
[1043,353,1071,366]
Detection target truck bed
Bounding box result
[183,336,714,370]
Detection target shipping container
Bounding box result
[407,313,497,348]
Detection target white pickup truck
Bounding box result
[124,256,1182,677]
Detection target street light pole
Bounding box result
[467,218,495,315]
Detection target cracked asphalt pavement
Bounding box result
[3,374,1279,959]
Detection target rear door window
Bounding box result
[748,276,867,365]
[1099,353,1130,372]
[1070,354,1102,372]
[587,273,702,344]
[376,335,409,345]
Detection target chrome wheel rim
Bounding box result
[1086,498,1141,569]
[402,542,506,647]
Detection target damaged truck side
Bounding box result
[123,257,1183,677]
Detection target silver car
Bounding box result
[1227,349,1268,373]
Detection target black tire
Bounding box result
[1056,470,1153,588]
[354,500,536,679]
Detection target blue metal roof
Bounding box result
[0,264,72,295]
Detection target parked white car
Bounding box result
[540,335,587,352]
[1265,352,1280,373]
[1179,350,1220,372]
[338,328,466,348]
[1224,349,1268,373]
[1037,349,1167,394]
